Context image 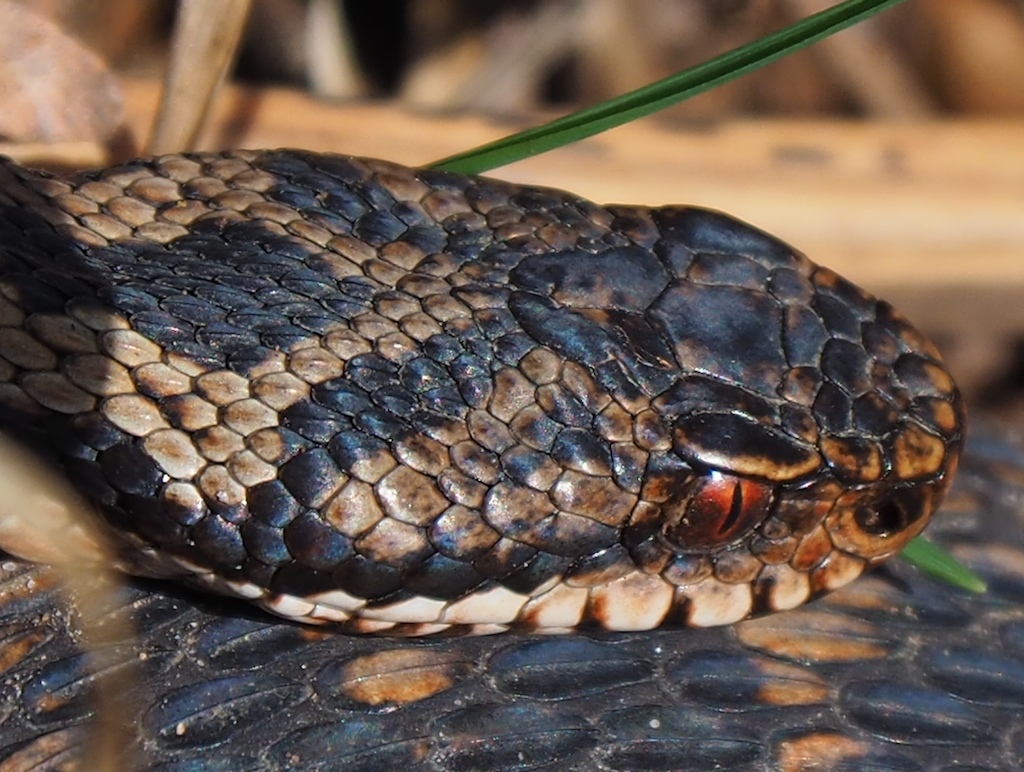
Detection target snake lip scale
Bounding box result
[0,149,964,635]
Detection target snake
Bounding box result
[0,148,965,636]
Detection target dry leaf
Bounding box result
[0,0,124,143]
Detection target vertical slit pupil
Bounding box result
[719,481,744,534]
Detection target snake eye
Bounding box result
[662,472,775,553]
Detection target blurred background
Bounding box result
[7,0,1024,120]
[1,0,1023,419]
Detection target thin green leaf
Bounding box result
[431,0,908,174]
[900,537,987,593]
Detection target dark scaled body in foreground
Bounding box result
[0,150,964,633]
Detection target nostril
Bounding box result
[856,499,907,537]
[825,485,935,560]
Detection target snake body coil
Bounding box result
[0,150,964,634]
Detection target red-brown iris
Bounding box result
[662,472,775,552]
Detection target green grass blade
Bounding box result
[432,0,907,173]
[900,537,987,593]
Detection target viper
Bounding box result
[0,149,964,635]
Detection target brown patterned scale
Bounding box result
[0,150,964,634]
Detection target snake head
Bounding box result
[616,207,966,626]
